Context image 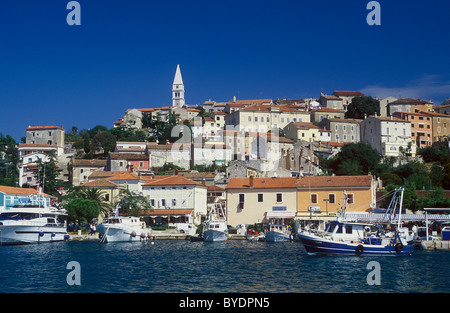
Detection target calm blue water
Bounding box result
[0,240,448,293]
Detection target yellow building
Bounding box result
[283,122,319,142]
[296,175,376,215]
[226,177,299,227]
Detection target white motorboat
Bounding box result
[0,204,69,245]
[97,215,152,243]
[203,201,228,242]
[264,223,293,242]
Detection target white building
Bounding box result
[360,115,416,157]
[141,175,207,223]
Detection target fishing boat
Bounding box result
[203,201,228,242]
[97,207,152,243]
[264,222,293,242]
[296,188,415,256]
[0,196,69,245]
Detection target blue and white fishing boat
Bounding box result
[203,201,228,242]
[296,188,415,256]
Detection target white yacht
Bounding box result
[0,205,69,245]
[97,215,152,243]
[203,202,228,242]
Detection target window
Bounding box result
[328,194,335,204]
[336,225,343,233]
[172,199,177,206]
[276,193,283,202]
[48,132,52,136]
[239,194,245,203]
[248,116,252,122]
[346,194,354,204]
[150,199,155,207]
[257,193,264,202]
[311,194,318,204]
[161,199,166,207]
[255,117,258,122]
[345,225,353,234]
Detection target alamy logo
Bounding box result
[66,1,81,26]
[66,261,81,286]
[366,261,381,285]
[366,1,381,26]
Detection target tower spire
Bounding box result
[172,64,185,107]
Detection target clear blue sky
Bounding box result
[1,0,449,141]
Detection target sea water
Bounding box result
[0,240,448,293]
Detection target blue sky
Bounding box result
[1,0,449,141]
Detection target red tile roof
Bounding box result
[142,175,203,186]
[226,177,299,189]
[333,91,364,97]
[297,175,372,188]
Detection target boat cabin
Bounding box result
[325,220,368,241]
[104,216,146,228]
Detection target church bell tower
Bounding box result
[172,64,185,107]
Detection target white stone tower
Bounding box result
[172,64,185,107]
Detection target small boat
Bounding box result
[0,199,69,245]
[264,222,293,242]
[97,207,152,243]
[296,187,415,256]
[203,201,228,242]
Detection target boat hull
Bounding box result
[264,231,292,242]
[97,224,152,243]
[297,233,414,256]
[203,229,228,242]
[0,225,69,245]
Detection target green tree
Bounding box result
[33,154,63,196]
[65,197,101,224]
[92,130,116,157]
[443,163,450,190]
[116,189,153,216]
[0,133,19,186]
[332,142,381,175]
[345,96,380,119]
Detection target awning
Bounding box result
[265,210,296,219]
[144,209,193,217]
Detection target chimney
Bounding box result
[175,169,179,176]
[249,174,254,188]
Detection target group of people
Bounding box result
[88,223,96,235]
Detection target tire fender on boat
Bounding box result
[131,231,136,237]
[395,242,404,252]
[355,244,364,255]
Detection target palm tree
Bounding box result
[117,189,153,216]
[81,188,109,216]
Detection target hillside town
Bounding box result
[1,64,450,231]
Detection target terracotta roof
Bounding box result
[321,94,342,100]
[297,175,372,188]
[26,125,64,130]
[106,171,141,181]
[89,171,115,179]
[179,172,216,179]
[310,107,345,113]
[390,98,431,105]
[207,185,225,191]
[227,99,272,105]
[72,159,107,167]
[289,122,319,129]
[81,179,121,188]
[109,153,149,160]
[226,177,299,189]
[0,186,53,197]
[142,175,203,186]
[241,104,308,113]
[333,91,364,97]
